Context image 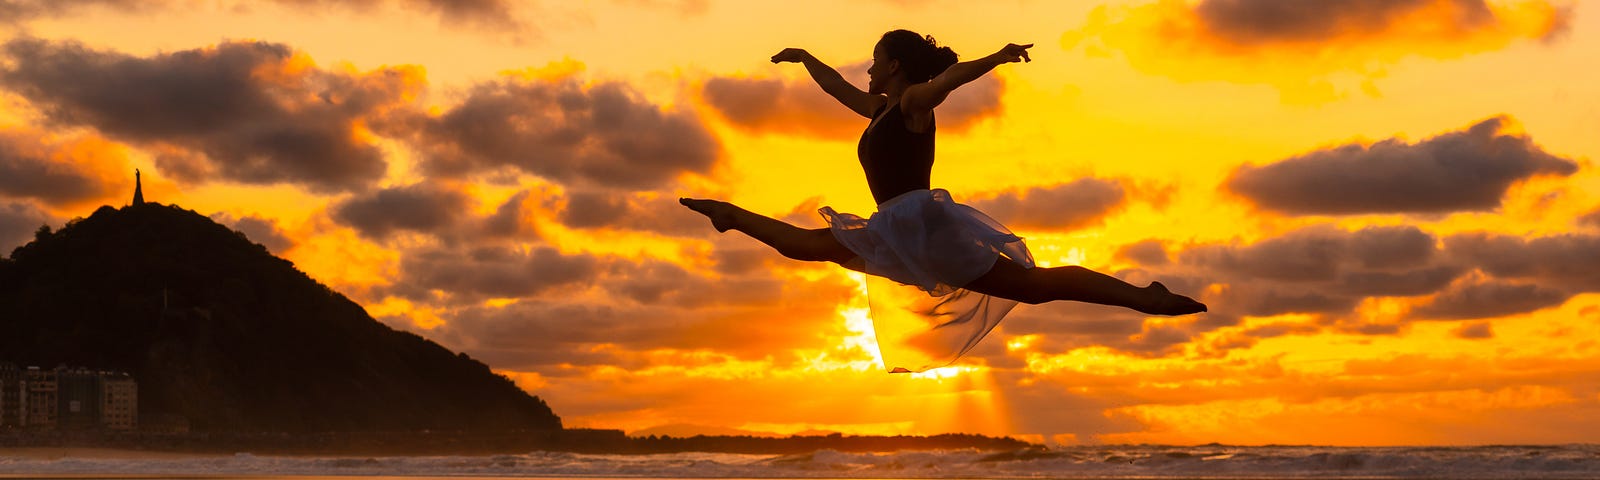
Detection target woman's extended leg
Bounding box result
[680,198,860,269]
[965,258,1206,315]
[683,197,1203,315]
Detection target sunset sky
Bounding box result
[3,0,1598,445]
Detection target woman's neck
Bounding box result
[883,78,910,106]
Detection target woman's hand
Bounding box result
[996,43,1033,63]
[771,48,813,64]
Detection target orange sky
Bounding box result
[2,0,1598,445]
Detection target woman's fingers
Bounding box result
[1007,43,1034,63]
[771,47,807,63]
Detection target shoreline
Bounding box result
[0,430,1037,457]
[0,447,230,460]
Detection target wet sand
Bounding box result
[0,447,226,460]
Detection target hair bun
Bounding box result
[881,29,960,83]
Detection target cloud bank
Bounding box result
[2,38,417,192]
[1226,116,1577,215]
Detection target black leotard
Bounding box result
[858,102,934,205]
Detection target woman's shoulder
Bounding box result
[891,99,934,134]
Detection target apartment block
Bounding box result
[0,363,137,431]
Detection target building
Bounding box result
[0,363,137,431]
[0,363,21,428]
[100,373,137,430]
[57,366,101,430]
[23,367,57,429]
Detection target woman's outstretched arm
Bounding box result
[902,43,1031,114]
[772,48,886,118]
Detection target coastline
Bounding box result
[4,444,1598,479]
[0,430,1036,456]
[0,447,225,460]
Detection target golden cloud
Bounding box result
[0,127,132,210]
[1064,0,1573,103]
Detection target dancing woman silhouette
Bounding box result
[682,30,1206,372]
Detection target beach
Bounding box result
[4,444,1600,479]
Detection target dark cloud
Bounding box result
[1116,240,1170,266]
[337,182,711,246]
[1191,0,1501,46]
[1413,278,1570,320]
[1069,0,1572,103]
[1580,208,1600,228]
[332,183,472,241]
[417,264,856,369]
[436,302,835,370]
[1445,232,1600,290]
[366,216,859,369]
[210,212,295,254]
[0,200,56,255]
[1183,237,1339,282]
[1001,300,1171,355]
[1100,221,1600,350]
[1334,265,1465,297]
[1183,225,1352,282]
[702,61,1003,140]
[398,77,719,190]
[482,190,540,239]
[936,71,1006,129]
[3,0,529,37]
[606,259,787,309]
[1152,224,1460,324]
[0,0,148,22]
[1226,116,1578,215]
[968,178,1127,231]
[711,244,773,276]
[1452,322,1494,339]
[1177,225,1452,281]
[403,0,518,29]
[0,129,129,207]
[1215,283,1363,317]
[271,0,523,31]
[1142,0,1574,53]
[702,76,858,138]
[1,38,415,192]
[997,277,1245,357]
[560,190,707,236]
[1347,225,1437,269]
[391,245,602,303]
[1127,322,1195,354]
[1115,269,1212,307]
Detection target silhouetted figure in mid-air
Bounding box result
[682,30,1206,372]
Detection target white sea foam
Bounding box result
[3,445,1600,478]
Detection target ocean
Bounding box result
[4,445,1600,479]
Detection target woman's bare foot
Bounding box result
[1139,281,1207,316]
[679,198,738,233]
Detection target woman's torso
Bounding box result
[858,102,934,205]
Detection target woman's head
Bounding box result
[869,29,958,93]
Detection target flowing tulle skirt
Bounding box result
[819,189,1035,373]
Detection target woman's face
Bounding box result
[867,43,894,95]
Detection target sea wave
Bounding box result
[4,445,1600,478]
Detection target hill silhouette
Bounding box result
[0,202,561,433]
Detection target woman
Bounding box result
[682,30,1205,372]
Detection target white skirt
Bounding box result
[820,189,1035,373]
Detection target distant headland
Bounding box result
[0,171,559,434]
